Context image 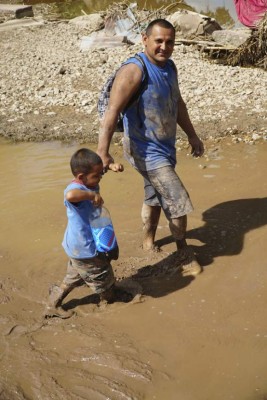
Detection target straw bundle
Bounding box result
[226,12,267,70]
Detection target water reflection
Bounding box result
[0,140,79,196]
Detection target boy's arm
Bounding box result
[65,189,103,206]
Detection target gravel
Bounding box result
[0,16,266,144]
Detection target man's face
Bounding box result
[142,25,175,67]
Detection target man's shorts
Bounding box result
[63,254,115,294]
[140,165,193,219]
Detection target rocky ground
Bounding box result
[0,11,266,145]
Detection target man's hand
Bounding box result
[189,135,204,157]
[97,150,114,173]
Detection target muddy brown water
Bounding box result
[0,138,267,400]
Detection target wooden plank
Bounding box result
[0,18,44,31]
[204,46,236,51]
[80,34,129,51]
[175,38,236,51]
[175,38,218,46]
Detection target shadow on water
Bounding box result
[63,273,194,310]
[156,197,267,267]
[61,198,267,309]
[63,293,100,311]
[63,251,195,310]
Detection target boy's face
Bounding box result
[80,163,103,188]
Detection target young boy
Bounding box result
[46,148,123,318]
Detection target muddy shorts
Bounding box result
[63,254,115,294]
[140,165,194,219]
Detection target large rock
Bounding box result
[80,31,129,51]
[0,4,33,19]
[68,13,104,32]
[212,28,252,47]
[167,10,222,38]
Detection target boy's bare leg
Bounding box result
[45,282,78,318]
[99,285,115,304]
[49,282,79,308]
[169,215,202,276]
[141,204,161,251]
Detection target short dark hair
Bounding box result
[145,19,175,36]
[70,148,102,176]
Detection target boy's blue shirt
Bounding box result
[62,180,98,259]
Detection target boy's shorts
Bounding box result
[141,165,193,219]
[63,254,115,294]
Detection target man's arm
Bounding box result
[97,63,143,169]
[177,96,204,157]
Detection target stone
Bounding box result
[68,13,104,32]
[0,4,33,19]
[212,28,252,47]
[167,10,222,38]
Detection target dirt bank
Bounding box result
[0,14,266,144]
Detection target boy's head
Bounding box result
[70,148,103,188]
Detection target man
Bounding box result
[97,19,204,276]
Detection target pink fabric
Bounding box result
[234,0,267,27]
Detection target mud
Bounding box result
[0,138,267,399]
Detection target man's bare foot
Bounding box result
[141,243,161,252]
[177,247,202,277]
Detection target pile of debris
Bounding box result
[77,2,258,66]
[78,2,228,52]
[78,2,189,49]
[225,12,267,69]
[98,1,267,71]
[1,0,266,70]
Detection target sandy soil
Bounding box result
[0,139,267,399]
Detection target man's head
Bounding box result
[142,19,176,67]
[70,148,103,188]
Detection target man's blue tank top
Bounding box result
[62,181,97,259]
[123,52,180,171]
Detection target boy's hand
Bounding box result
[108,162,124,172]
[92,193,103,207]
